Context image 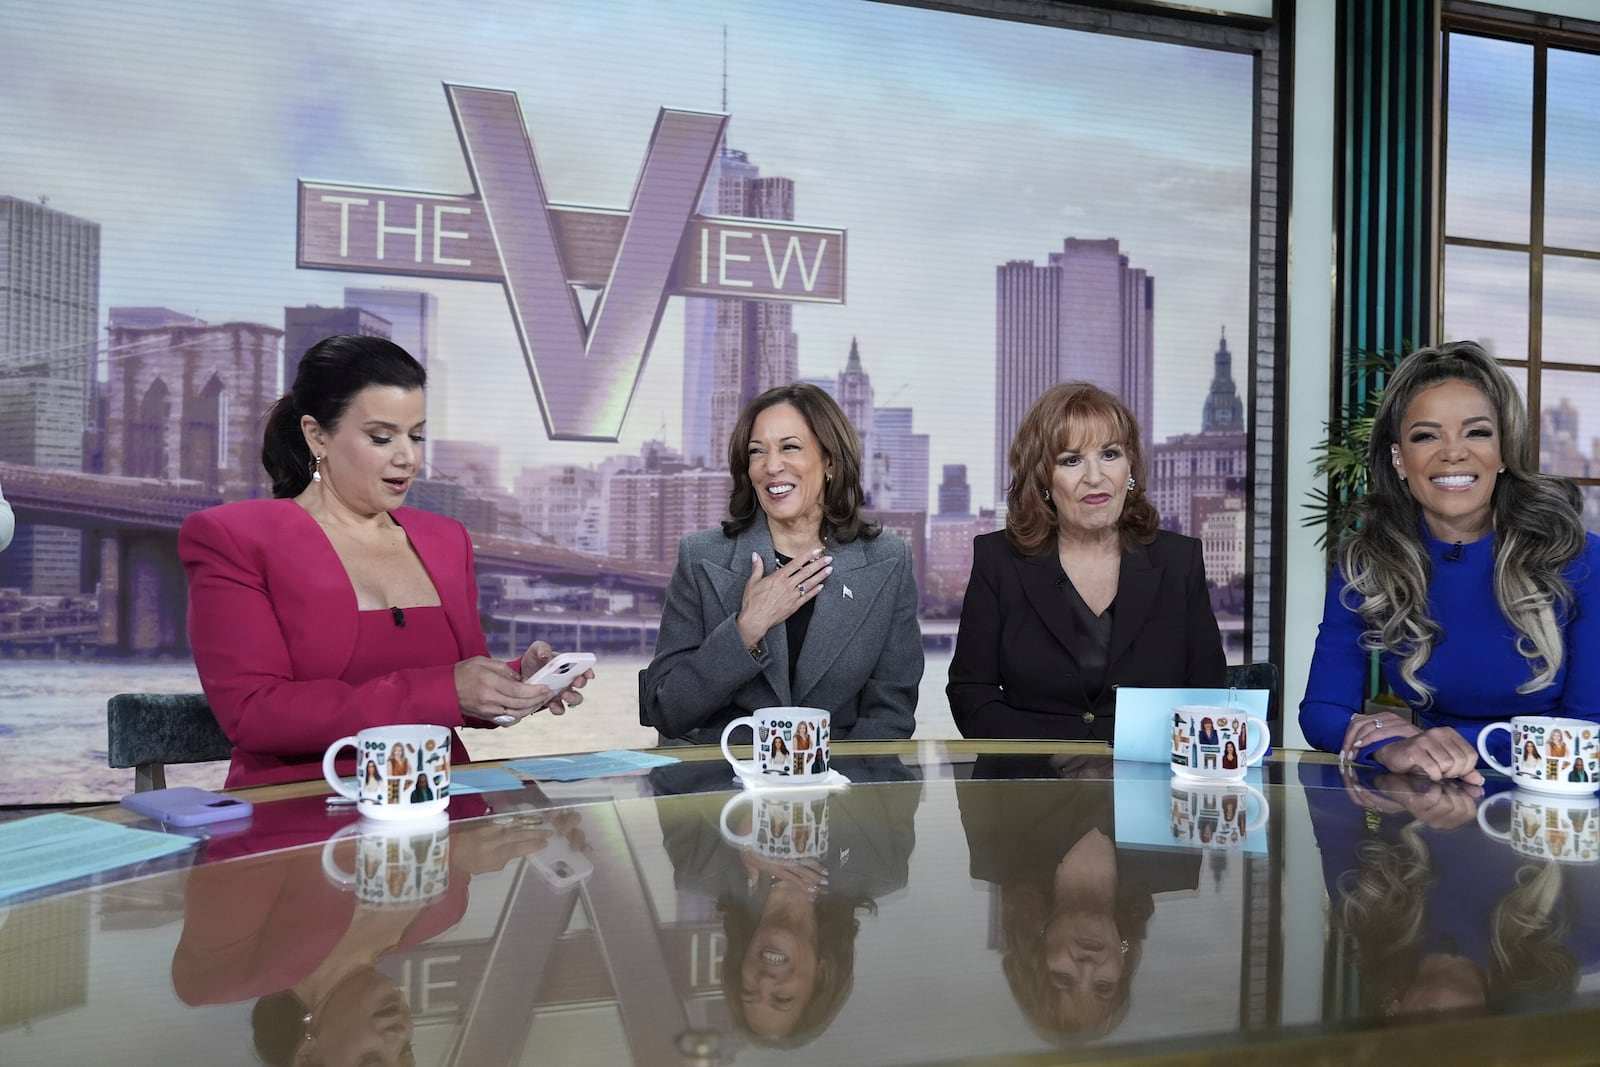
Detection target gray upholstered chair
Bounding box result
[106,693,233,792]
[1224,660,1280,726]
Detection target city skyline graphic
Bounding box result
[0,0,1279,801]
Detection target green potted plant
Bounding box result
[1303,344,1411,716]
[1302,345,1410,555]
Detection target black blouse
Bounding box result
[773,550,816,682]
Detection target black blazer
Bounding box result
[946,529,1226,741]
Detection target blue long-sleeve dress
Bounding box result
[1299,527,1600,766]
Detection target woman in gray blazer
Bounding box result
[643,383,923,744]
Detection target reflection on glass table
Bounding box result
[2,743,1599,1065]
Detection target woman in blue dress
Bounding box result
[1300,341,1600,782]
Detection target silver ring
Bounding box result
[797,583,806,595]
[493,713,516,726]
[1371,719,1384,728]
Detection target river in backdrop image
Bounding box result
[1,652,960,804]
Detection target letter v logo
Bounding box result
[447,84,726,441]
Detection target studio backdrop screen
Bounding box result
[0,0,1280,802]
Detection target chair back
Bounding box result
[106,693,233,792]
[1224,661,1280,730]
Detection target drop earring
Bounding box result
[1042,489,1051,502]
[311,455,324,483]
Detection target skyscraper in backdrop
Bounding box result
[0,195,100,594]
[683,138,799,467]
[344,288,441,439]
[993,237,1153,509]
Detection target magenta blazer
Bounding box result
[179,498,489,787]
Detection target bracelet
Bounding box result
[747,640,765,661]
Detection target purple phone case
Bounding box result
[120,786,253,826]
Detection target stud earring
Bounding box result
[1126,475,1137,492]
[311,455,324,483]
[1498,466,1506,473]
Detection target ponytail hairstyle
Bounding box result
[261,335,426,498]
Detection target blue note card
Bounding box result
[449,768,526,795]
[0,812,197,899]
[1113,686,1271,764]
[506,749,680,782]
[1113,762,1269,855]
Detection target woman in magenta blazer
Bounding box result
[180,335,590,787]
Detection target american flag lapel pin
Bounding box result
[842,584,853,600]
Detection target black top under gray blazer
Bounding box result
[642,515,924,744]
[947,529,1225,741]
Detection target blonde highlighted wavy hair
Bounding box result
[1338,341,1587,703]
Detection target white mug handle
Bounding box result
[720,716,761,776]
[1240,715,1271,767]
[1476,791,1514,842]
[719,793,757,847]
[322,735,361,800]
[320,823,363,888]
[1240,783,1271,833]
[1477,722,1515,777]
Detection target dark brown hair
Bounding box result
[1005,382,1159,554]
[261,335,426,498]
[719,888,875,1047]
[723,383,879,544]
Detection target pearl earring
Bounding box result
[311,455,324,483]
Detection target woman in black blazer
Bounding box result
[948,382,1225,740]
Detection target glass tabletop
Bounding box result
[2,742,1598,1065]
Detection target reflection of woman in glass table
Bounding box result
[652,759,921,1046]
[170,796,541,1065]
[1302,761,1600,1019]
[960,758,1201,1041]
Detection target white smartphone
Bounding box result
[524,651,596,697]
[528,833,594,890]
[505,807,595,890]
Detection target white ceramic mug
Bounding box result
[720,706,831,783]
[1170,705,1269,782]
[1478,789,1600,863]
[323,724,451,821]
[1477,716,1599,797]
[321,814,451,905]
[720,789,831,861]
[1169,779,1269,849]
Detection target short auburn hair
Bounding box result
[1005,382,1159,554]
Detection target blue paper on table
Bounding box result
[0,812,197,899]
[1113,687,1271,764]
[449,768,526,795]
[1113,762,1269,855]
[506,749,680,782]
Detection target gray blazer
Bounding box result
[642,516,923,744]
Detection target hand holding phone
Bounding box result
[524,651,596,699]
